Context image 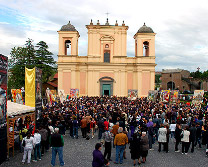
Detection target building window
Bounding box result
[143,41,149,56]
[170,74,172,77]
[105,44,109,48]
[104,51,110,63]
[65,40,71,55]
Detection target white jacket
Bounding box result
[34,133,41,144]
[158,127,167,143]
[181,130,190,142]
[22,137,34,149]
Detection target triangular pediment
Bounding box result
[100,35,115,41]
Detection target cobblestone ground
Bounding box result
[1,130,208,167]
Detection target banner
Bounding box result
[192,90,204,104]
[128,89,138,100]
[0,54,7,164]
[50,90,57,101]
[58,90,66,103]
[11,89,24,104]
[160,90,170,102]
[170,90,179,103]
[148,90,158,102]
[70,89,79,98]
[0,54,7,128]
[25,68,35,107]
[35,68,42,120]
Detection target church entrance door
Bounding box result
[99,77,114,96]
[102,84,111,96]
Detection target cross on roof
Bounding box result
[105,12,110,18]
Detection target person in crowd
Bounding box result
[98,118,105,139]
[181,126,190,155]
[111,122,119,148]
[73,117,79,139]
[169,120,176,139]
[81,116,87,138]
[129,133,141,166]
[86,113,92,133]
[33,129,42,162]
[158,124,167,152]
[50,128,64,166]
[129,115,137,137]
[22,131,34,164]
[189,123,196,153]
[92,143,104,167]
[140,132,149,163]
[90,118,97,138]
[104,118,109,132]
[114,127,128,164]
[19,127,28,153]
[103,128,113,161]
[165,124,170,153]
[39,125,48,156]
[175,124,182,152]
[195,122,202,148]
[147,119,154,150]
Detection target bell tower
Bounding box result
[58,21,80,56]
[134,23,156,57]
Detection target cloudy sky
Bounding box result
[0,0,208,72]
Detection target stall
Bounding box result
[7,101,35,157]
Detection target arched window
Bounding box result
[143,41,149,56]
[65,40,71,55]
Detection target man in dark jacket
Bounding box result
[175,124,182,152]
[50,128,64,166]
[195,123,202,148]
[98,118,105,139]
[189,123,196,153]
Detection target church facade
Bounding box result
[57,19,156,97]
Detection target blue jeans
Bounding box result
[73,127,78,138]
[115,145,125,163]
[34,143,41,160]
[51,147,64,166]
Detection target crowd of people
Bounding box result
[17,96,208,166]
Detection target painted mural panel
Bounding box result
[70,89,79,98]
[11,89,23,104]
[148,90,158,102]
[128,89,138,100]
[192,90,204,104]
[58,90,66,103]
[160,90,170,102]
[170,90,179,103]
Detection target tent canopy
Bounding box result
[7,101,35,117]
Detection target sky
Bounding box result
[0,0,208,72]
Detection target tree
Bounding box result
[8,39,56,95]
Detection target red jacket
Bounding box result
[104,121,109,131]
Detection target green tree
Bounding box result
[8,39,56,95]
[35,41,56,83]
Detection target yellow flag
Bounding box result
[25,67,35,107]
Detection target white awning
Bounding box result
[7,101,35,117]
